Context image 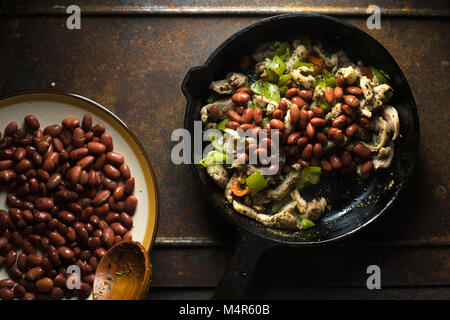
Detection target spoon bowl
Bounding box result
[93,241,151,300]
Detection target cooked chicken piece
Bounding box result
[325,102,342,121]
[232,200,298,230]
[373,142,395,169]
[304,198,327,221]
[290,189,307,215]
[291,69,316,89]
[284,109,295,134]
[336,66,361,85]
[359,76,374,101]
[363,117,392,152]
[254,59,269,74]
[266,168,301,200]
[310,85,325,109]
[209,73,248,94]
[383,106,399,140]
[372,84,391,108]
[207,164,228,189]
[251,191,272,206]
[291,189,327,221]
[200,98,234,123]
[285,44,309,71]
[297,65,315,75]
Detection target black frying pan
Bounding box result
[182,13,419,299]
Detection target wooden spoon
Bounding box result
[93,241,151,300]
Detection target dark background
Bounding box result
[0,1,449,299]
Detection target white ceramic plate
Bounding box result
[0,91,158,299]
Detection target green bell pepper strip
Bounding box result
[216,118,230,131]
[272,42,292,60]
[266,68,280,84]
[277,74,292,87]
[318,102,331,114]
[296,166,322,189]
[279,85,288,97]
[266,55,286,76]
[300,218,316,229]
[316,78,327,90]
[200,151,227,167]
[322,70,336,87]
[260,117,271,128]
[250,80,281,102]
[292,212,315,230]
[369,66,390,84]
[245,171,268,193]
[294,61,314,69]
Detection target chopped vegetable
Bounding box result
[294,61,315,69]
[316,78,327,90]
[272,42,292,61]
[245,170,268,193]
[261,116,271,128]
[250,80,281,102]
[277,74,292,87]
[300,218,316,229]
[200,151,227,167]
[308,55,326,74]
[322,70,336,87]
[318,102,331,114]
[216,118,230,131]
[296,166,322,189]
[231,179,249,197]
[369,66,390,84]
[266,55,286,76]
[266,68,279,84]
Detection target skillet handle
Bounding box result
[212,229,273,300]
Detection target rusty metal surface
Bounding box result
[0,2,449,297]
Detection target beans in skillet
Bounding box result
[0,114,138,299]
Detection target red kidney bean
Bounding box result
[360,160,373,174]
[104,164,121,180]
[345,123,359,137]
[340,151,353,167]
[285,88,298,98]
[344,95,360,108]
[298,90,312,101]
[353,143,372,159]
[291,96,307,107]
[5,122,19,136]
[232,92,250,106]
[271,109,283,120]
[306,123,315,140]
[310,117,326,128]
[124,195,138,215]
[330,154,343,169]
[332,115,347,129]
[334,87,344,100]
[325,86,334,104]
[119,163,131,179]
[321,159,333,172]
[269,119,285,130]
[336,75,346,87]
[346,86,363,95]
[332,129,345,145]
[227,110,243,123]
[301,144,313,160]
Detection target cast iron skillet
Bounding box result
[182,13,419,299]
